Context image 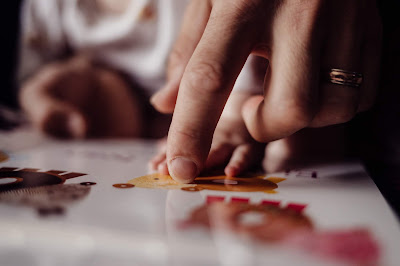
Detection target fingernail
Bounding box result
[225,166,239,177]
[169,157,198,183]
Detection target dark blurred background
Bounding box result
[1,1,21,109]
[1,1,398,109]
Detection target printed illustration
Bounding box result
[127,173,286,193]
[286,169,318,178]
[0,167,94,216]
[181,196,380,265]
[0,151,8,162]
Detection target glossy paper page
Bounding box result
[0,128,399,266]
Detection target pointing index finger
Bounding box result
[166,2,262,183]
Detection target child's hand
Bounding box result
[149,117,264,178]
[206,115,265,177]
[19,56,143,138]
[149,92,265,178]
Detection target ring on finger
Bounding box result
[325,68,363,88]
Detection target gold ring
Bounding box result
[326,68,363,88]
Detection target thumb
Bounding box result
[150,69,181,114]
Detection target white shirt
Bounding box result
[18,0,263,96]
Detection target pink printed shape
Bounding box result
[206,196,225,204]
[231,197,249,204]
[285,229,380,264]
[286,203,307,213]
[261,200,281,207]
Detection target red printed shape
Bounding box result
[0,167,18,172]
[61,172,86,179]
[19,168,39,172]
[46,170,67,175]
[286,203,307,213]
[261,200,281,207]
[206,196,225,204]
[231,197,249,204]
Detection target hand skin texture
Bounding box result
[150,91,265,177]
[150,0,382,183]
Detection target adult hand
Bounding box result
[151,0,382,183]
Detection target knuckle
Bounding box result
[248,98,315,143]
[254,110,313,143]
[173,126,202,143]
[250,131,269,143]
[184,62,225,94]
